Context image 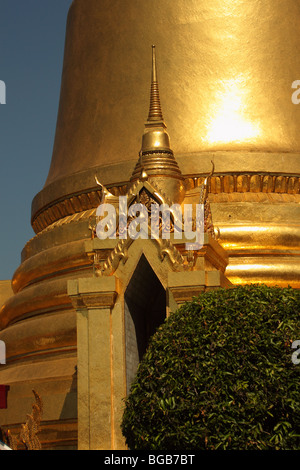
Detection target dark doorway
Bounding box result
[124,255,166,390]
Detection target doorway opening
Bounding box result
[124,254,166,390]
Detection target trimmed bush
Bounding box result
[121,284,300,450]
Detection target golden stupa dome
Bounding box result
[29,0,300,288]
[42,0,300,191]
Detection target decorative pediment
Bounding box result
[88,172,185,276]
[88,162,217,277]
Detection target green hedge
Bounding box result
[121,284,300,450]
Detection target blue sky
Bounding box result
[0,0,73,280]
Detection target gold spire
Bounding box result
[141,45,171,154]
[147,45,164,122]
[130,45,184,204]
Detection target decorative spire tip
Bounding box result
[147,45,164,122]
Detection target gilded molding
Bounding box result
[70,291,117,310]
[185,172,300,194]
[168,286,206,304]
[31,172,300,235]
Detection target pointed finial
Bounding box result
[147,45,164,122]
[139,45,172,154]
[130,45,185,204]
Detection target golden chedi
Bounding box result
[0,0,299,450]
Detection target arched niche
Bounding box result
[124,254,166,390]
